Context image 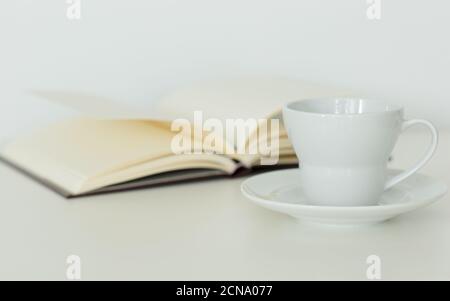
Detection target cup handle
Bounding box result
[384,119,438,190]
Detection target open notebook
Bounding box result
[0,78,350,197]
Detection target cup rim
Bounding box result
[283,97,403,117]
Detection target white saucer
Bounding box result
[241,169,448,226]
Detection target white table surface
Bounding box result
[0,129,449,280]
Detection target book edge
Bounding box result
[0,155,74,198]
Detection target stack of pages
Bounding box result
[0,78,349,197]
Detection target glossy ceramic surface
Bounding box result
[241,168,448,226]
[282,98,438,206]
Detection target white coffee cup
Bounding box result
[282,97,438,206]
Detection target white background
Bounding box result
[0,0,449,137]
[0,1,450,280]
